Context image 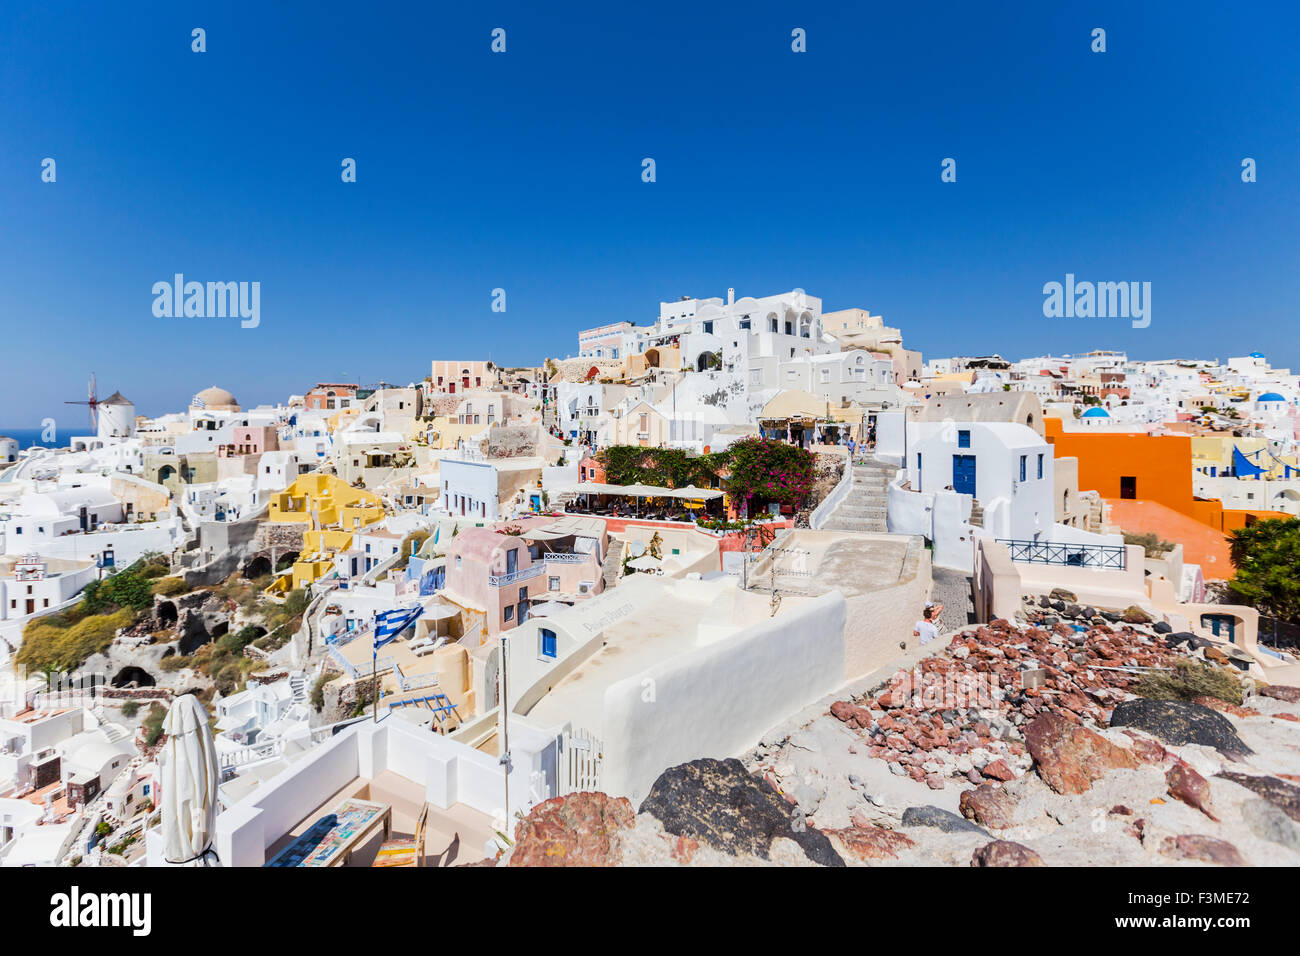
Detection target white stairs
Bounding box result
[821,460,893,533]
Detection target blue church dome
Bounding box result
[1081,407,1110,417]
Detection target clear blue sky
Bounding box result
[2,1,1297,424]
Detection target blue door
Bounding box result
[540,628,557,658]
[1202,614,1236,642]
[952,455,977,496]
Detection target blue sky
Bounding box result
[2,1,1297,423]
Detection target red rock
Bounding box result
[1024,713,1139,795]
[961,784,1018,828]
[925,773,946,790]
[981,759,1016,782]
[509,792,636,867]
[1260,685,1300,704]
[1166,761,1220,822]
[971,840,1046,867]
[967,769,983,784]
[1193,696,1260,718]
[1120,730,1168,765]
[830,701,857,723]
[1158,834,1246,866]
[669,834,700,864]
[1275,713,1300,723]
[825,825,915,862]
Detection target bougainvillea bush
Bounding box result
[721,437,815,508]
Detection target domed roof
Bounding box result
[1081,406,1110,417]
[1257,392,1285,402]
[1249,351,1265,358]
[193,386,239,408]
[101,391,133,406]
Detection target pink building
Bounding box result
[430,361,498,395]
[218,425,279,458]
[441,516,607,635]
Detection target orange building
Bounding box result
[1044,418,1288,573]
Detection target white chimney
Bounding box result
[727,287,734,305]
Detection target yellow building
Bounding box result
[266,475,386,593]
[267,473,385,528]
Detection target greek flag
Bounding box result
[192,394,206,409]
[374,605,423,647]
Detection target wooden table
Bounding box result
[266,797,393,868]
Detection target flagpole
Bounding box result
[372,642,377,723]
[500,633,510,832]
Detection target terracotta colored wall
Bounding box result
[1044,418,1194,515]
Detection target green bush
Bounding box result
[151,576,188,597]
[158,654,191,672]
[142,703,167,746]
[17,608,136,672]
[120,701,140,718]
[311,672,330,712]
[1123,531,1175,557]
[217,625,262,655]
[1135,659,1244,706]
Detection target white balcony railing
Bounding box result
[489,564,545,588]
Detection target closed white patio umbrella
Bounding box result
[160,694,221,866]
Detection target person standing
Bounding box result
[913,604,941,646]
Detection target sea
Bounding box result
[0,427,62,449]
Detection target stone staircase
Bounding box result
[969,499,984,529]
[289,671,308,704]
[100,723,129,743]
[601,539,625,589]
[821,460,893,533]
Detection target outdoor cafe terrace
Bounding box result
[558,481,726,523]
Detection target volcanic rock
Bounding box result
[971,840,1046,867]
[510,792,636,866]
[1216,772,1300,822]
[639,758,844,867]
[1122,605,1153,624]
[1260,685,1300,705]
[1157,834,1246,866]
[1024,713,1138,794]
[960,784,1018,829]
[824,825,916,863]
[1240,799,1300,853]
[1110,699,1253,758]
[1166,761,1219,821]
[901,804,988,836]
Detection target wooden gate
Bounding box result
[557,728,603,795]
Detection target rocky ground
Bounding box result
[490,591,1300,866]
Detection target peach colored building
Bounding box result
[304,383,358,411]
[440,515,607,636]
[217,425,279,458]
[430,361,498,394]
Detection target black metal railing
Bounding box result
[996,538,1126,570]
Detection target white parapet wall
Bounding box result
[213,716,553,867]
[598,590,847,804]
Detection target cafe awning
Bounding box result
[565,482,723,500]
